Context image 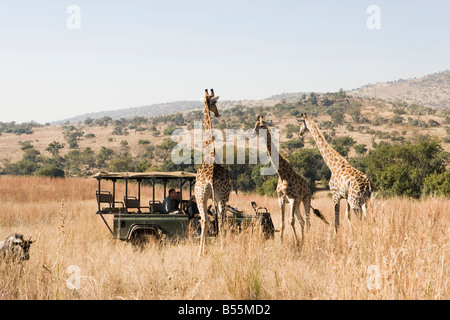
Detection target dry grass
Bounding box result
[0,176,448,300]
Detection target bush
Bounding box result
[354,144,368,155]
[85,133,96,139]
[331,136,356,157]
[257,176,278,197]
[364,136,448,198]
[423,170,450,197]
[163,126,178,136]
[109,155,134,172]
[35,166,65,178]
[287,148,329,193]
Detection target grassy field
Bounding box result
[0,175,448,300]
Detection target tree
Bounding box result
[157,139,178,161]
[331,136,356,157]
[97,147,115,168]
[94,116,112,127]
[354,144,368,155]
[63,125,84,149]
[330,109,345,126]
[337,88,347,98]
[46,141,65,157]
[287,148,329,193]
[257,176,278,197]
[349,107,362,124]
[364,136,448,198]
[284,124,301,139]
[281,139,304,155]
[309,92,318,106]
[109,155,133,172]
[163,126,178,136]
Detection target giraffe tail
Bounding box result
[312,207,329,225]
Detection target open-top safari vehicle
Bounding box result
[94,171,275,244]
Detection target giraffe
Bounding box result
[195,89,232,256]
[297,113,372,233]
[253,116,328,245]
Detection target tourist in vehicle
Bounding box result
[175,191,183,209]
[186,196,201,235]
[162,189,180,214]
[186,196,200,219]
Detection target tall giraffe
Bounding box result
[195,89,232,256]
[297,113,372,233]
[253,116,328,245]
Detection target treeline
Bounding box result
[2,133,447,198]
[0,121,43,136]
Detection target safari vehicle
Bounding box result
[94,171,274,244]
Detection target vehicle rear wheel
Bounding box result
[131,230,159,247]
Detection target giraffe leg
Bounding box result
[217,200,226,235]
[303,194,311,230]
[288,198,302,246]
[333,193,341,234]
[362,203,368,218]
[296,201,306,243]
[278,197,285,243]
[345,200,351,221]
[354,207,363,220]
[198,200,209,257]
[345,200,353,231]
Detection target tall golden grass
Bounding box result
[0,175,448,300]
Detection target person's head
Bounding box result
[168,189,176,199]
[176,191,181,201]
[190,195,196,203]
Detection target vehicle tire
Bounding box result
[131,230,159,247]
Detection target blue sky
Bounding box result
[0,0,449,123]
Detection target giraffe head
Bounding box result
[252,115,268,136]
[297,113,311,137]
[204,89,220,118]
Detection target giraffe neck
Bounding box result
[203,104,215,163]
[264,127,290,175]
[305,118,348,173]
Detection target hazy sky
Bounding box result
[0,0,449,123]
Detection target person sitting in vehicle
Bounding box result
[186,196,218,235]
[186,195,200,219]
[186,195,201,235]
[175,191,183,210]
[161,189,180,214]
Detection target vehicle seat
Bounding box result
[149,201,162,214]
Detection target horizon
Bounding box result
[1,0,449,124]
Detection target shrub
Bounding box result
[257,176,278,197]
[35,166,65,178]
[364,136,448,198]
[423,170,450,197]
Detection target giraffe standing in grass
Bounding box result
[297,113,372,233]
[253,116,328,245]
[195,89,232,256]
